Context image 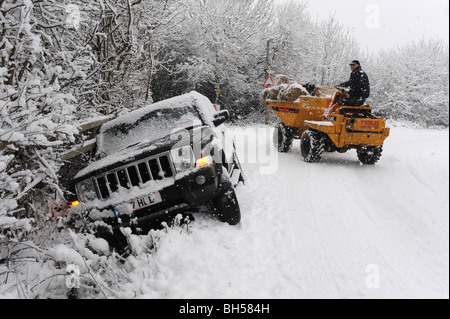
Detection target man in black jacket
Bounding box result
[335,60,370,106]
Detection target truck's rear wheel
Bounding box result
[273,123,294,153]
[358,146,383,165]
[212,186,241,225]
[301,130,325,163]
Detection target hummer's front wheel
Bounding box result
[212,186,241,225]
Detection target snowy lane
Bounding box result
[233,125,449,299]
[129,125,448,299]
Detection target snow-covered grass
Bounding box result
[0,124,448,299]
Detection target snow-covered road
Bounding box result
[119,123,448,299]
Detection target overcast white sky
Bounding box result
[298,0,449,53]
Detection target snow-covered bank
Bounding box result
[1,125,448,299]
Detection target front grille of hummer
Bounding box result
[93,152,174,200]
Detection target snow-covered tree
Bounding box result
[53,0,187,115]
[269,0,314,81]
[271,8,361,87]
[176,0,276,116]
[367,39,449,126]
[0,0,78,241]
[64,0,142,115]
[308,15,361,86]
[126,0,186,104]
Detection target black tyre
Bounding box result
[232,152,246,186]
[358,146,383,165]
[273,123,295,153]
[212,186,241,225]
[300,130,325,163]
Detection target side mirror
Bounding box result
[212,110,230,126]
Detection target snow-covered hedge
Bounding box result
[1,0,78,277]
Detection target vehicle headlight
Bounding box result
[75,179,97,202]
[170,146,195,174]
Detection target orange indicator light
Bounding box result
[197,156,210,167]
[70,201,80,207]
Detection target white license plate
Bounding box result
[131,192,162,211]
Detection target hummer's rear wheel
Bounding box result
[300,130,325,163]
[358,146,383,165]
[273,123,295,153]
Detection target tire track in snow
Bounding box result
[270,144,350,297]
[236,154,307,297]
[242,126,448,298]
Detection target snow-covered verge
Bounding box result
[0,124,448,299]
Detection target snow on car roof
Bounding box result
[101,91,216,133]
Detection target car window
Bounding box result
[97,105,202,156]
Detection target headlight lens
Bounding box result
[75,179,97,202]
[170,146,195,174]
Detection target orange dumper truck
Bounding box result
[266,87,390,164]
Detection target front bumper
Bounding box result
[71,163,221,231]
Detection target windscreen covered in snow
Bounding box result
[97,92,216,156]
